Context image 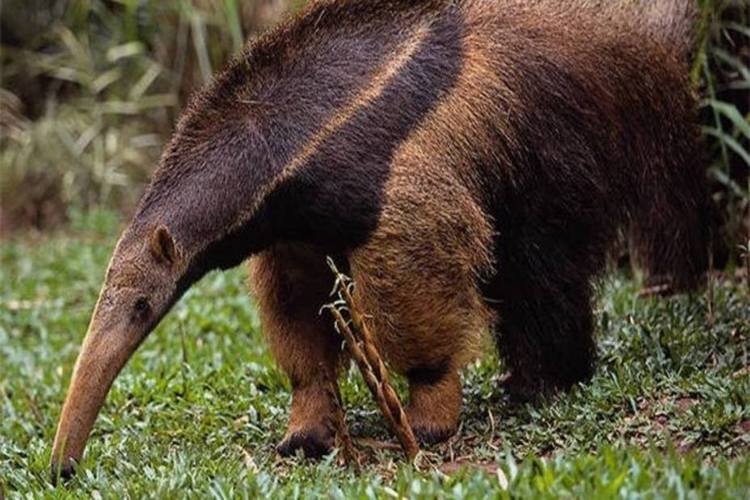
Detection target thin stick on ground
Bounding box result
[324,376,358,466]
[324,258,420,461]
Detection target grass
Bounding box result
[1,211,749,498]
[0,0,300,230]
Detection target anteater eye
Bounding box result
[134,297,149,314]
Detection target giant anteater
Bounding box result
[51,0,709,479]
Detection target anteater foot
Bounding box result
[406,368,461,445]
[639,274,675,297]
[408,418,457,445]
[49,462,76,485]
[277,423,335,458]
[497,372,542,403]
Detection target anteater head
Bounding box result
[49,223,186,482]
[49,58,281,482]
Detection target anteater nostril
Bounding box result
[134,297,149,314]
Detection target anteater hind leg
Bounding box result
[495,278,596,401]
[630,122,711,293]
[488,236,600,401]
[249,244,343,458]
[630,175,710,294]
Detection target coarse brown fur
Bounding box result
[51,0,710,478]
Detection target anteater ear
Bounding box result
[149,225,178,266]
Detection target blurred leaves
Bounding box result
[0,0,747,248]
[697,0,750,260]
[0,0,296,231]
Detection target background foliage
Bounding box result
[0,0,748,259]
[696,0,749,265]
[0,0,302,231]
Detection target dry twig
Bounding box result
[323,258,420,461]
[324,376,358,466]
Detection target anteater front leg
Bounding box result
[249,244,344,458]
[348,171,497,445]
[405,365,462,444]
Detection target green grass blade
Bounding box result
[703,126,750,168]
[703,98,750,141]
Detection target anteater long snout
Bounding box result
[50,318,143,483]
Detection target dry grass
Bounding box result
[325,258,420,461]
